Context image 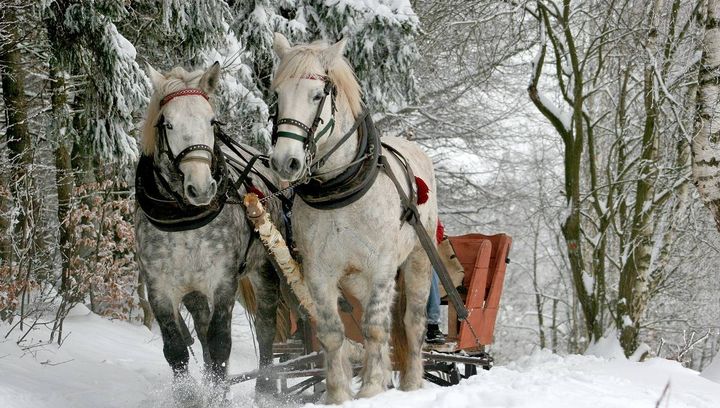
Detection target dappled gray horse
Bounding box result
[134,63,282,399]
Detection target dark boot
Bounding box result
[425,323,446,344]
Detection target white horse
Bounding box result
[269,33,437,403]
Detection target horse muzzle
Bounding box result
[270,153,304,182]
[181,162,217,206]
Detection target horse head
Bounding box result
[142,63,221,206]
[269,33,363,182]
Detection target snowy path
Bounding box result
[1,305,718,408]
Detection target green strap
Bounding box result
[276,131,306,142]
[314,117,335,141]
[277,117,334,144]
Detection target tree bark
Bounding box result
[693,0,720,382]
[50,63,74,294]
[45,0,76,295]
[0,4,33,263]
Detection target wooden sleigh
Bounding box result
[229,232,512,395]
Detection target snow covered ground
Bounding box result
[1,304,718,408]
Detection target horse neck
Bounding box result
[314,105,359,182]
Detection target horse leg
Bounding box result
[148,290,189,376]
[248,262,280,396]
[308,274,352,404]
[207,279,237,382]
[397,247,432,391]
[356,271,395,399]
[183,291,211,365]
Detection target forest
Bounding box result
[1,0,719,395]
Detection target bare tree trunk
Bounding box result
[45,0,76,295]
[0,174,10,263]
[0,5,32,244]
[617,0,664,354]
[528,2,602,343]
[531,225,546,349]
[693,0,720,382]
[50,63,74,295]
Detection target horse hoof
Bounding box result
[171,375,204,408]
[399,380,423,392]
[356,384,385,399]
[324,390,352,405]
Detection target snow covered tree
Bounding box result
[0,2,32,259]
[693,0,720,382]
[46,1,148,165]
[228,0,420,149]
[527,0,700,355]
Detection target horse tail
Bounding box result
[391,274,409,375]
[274,296,291,342]
[237,276,292,342]
[237,277,257,315]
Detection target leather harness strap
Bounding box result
[378,148,470,321]
[295,112,380,209]
[213,124,294,210]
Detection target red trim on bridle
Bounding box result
[300,73,329,81]
[159,88,209,107]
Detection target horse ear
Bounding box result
[199,62,221,94]
[323,38,348,64]
[273,32,291,58]
[146,63,165,90]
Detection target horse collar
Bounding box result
[135,143,230,232]
[295,112,381,209]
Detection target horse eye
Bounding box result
[165,122,173,130]
[312,93,323,102]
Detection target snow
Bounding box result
[109,25,137,60]
[702,357,720,382]
[328,0,418,23]
[584,330,627,360]
[2,306,720,408]
[537,92,572,132]
[581,271,594,295]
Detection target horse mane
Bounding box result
[141,67,207,156]
[271,41,363,119]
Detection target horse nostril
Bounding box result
[187,184,198,199]
[287,157,301,172]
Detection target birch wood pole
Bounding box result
[242,193,364,363]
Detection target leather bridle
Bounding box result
[270,74,337,176]
[151,88,225,208]
[155,88,215,172]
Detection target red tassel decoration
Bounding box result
[415,176,430,205]
[247,185,265,200]
[436,219,445,243]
